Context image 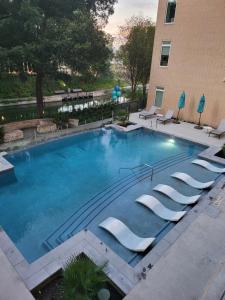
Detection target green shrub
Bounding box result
[115,109,129,123]
[0,127,4,144]
[63,256,108,300]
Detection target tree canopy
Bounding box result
[116,16,155,98]
[0,0,116,116]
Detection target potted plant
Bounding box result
[33,255,124,300]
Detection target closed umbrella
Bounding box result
[195,94,206,129]
[174,91,186,124]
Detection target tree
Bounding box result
[0,0,116,117]
[116,17,155,98]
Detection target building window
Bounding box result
[160,41,171,66]
[165,0,176,23]
[154,87,164,107]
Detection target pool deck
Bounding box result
[0,154,14,174]
[1,117,225,299]
[0,247,34,300]
[130,112,225,148]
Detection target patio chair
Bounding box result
[209,119,225,139]
[99,217,155,252]
[136,195,187,221]
[139,106,158,120]
[171,172,214,189]
[153,184,201,204]
[192,159,225,173]
[157,109,174,124]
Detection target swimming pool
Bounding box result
[0,128,220,265]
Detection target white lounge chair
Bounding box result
[154,184,201,204]
[99,217,155,252]
[139,106,158,120]
[208,119,225,139]
[157,110,174,124]
[136,195,187,221]
[172,172,214,189]
[192,159,225,173]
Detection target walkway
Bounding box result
[0,89,108,107]
[130,112,225,147]
[0,249,34,300]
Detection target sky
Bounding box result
[105,0,159,37]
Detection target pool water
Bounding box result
[0,128,213,263]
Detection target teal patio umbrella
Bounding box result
[174,91,186,124]
[195,94,206,129]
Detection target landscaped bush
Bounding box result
[63,256,108,300]
[33,255,124,300]
[0,127,4,144]
[115,109,129,124]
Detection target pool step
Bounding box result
[43,152,192,250]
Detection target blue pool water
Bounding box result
[0,128,217,264]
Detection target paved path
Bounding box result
[0,249,34,300]
[0,89,109,107]
[125,181,225,300]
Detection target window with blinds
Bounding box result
[154,87,164,107]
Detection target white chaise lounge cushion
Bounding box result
[99,217,155,252]
[153,184,201,204]
[172,172,214,189]
[192,159,225,173]
[136,195,187,221]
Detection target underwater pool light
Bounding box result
[168,136,175,144]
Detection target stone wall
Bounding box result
[3,119,54,133]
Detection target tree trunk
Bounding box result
[36,72,44,118]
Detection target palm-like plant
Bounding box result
[63,255,108,300]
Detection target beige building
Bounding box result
[147,0,225,127]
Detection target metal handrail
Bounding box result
[144,164,154,181]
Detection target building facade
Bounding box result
[147,0,225,127]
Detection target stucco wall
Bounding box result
[147,0,225,127]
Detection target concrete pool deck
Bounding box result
[0,248,34,300]
[130,112,225,148]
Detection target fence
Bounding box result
[0,99,141,125]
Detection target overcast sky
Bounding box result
[105,0,159,36]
